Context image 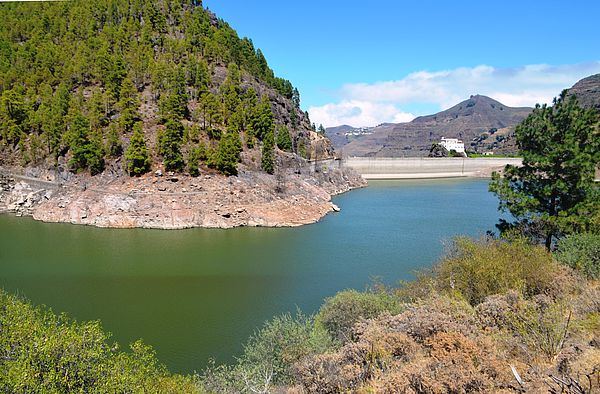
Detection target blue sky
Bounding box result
[203,1,600,127]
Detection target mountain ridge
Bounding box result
[335,95,532,156]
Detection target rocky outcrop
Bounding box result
[568,73,600,113]
[0,174,55,217]
[1,161,365,230]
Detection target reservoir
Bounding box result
[0,179,501,374]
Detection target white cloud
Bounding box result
[309,100,415,128]
[309,61,600,128]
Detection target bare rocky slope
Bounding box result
[568,73,600,113]
[0,157,365,229]
[339,95,532,157]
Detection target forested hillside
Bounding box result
[0,0,325,177]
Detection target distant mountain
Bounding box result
[567,74,600,113]
[341,95,532,157]
[325,125,355,149]
[325,125,377,150]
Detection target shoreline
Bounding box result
[0,165,366,230]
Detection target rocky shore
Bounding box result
[0,162,366,229]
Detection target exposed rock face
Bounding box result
[0,174,56,217]
[1,160,365,229]
[339,95,532,157]
[567,73,600,113]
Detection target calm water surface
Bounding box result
[0,179,501,373]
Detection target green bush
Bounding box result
[555,233,600,279]
[0,289,202,393]
[505,298,572,362]
[316,289,403,343]
[201,312,332,391]
[242,312,333,384]
[434,237,562,305]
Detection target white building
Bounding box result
[440,137,465,154]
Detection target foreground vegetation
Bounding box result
[2,235,598,393]
[0,289,203,393]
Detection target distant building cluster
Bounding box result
[344,127,374,137]
[440,137,465,154]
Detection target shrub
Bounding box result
[297,303,510,394]
[475,290,522,331]
[240,311,334,385]
[504,297,573,363]
[435,237,563,305]
[202,312,334,391]
[315,289,403,343]
[555,233,600,279]
[293,352,361,393]
[371,296,476,344]
[0,289,202,393]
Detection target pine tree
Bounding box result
[117,78,141,133]
[198,92,223,130]
[276,125,292,152]
[87,130,105,175]
[125,123,151,176]
[0,88,27,145]
[220,62,241,124]
[216,130,242,176]
[106,124,123,157]
[158,92,187,123]
[187,145,204,177]
[88,90,109,131]
[490,91,600,249]
[66,110,104,174]
[250,97,274,141]
[191,58,210,99]
[158,119,184,171]
[292,87,300,109]
[261,128,275,174]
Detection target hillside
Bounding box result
[568,73,600,112]
[0,0,364,228]
[325,125,376,150]
[340,95,532,157]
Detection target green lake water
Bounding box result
[0,178,502,373]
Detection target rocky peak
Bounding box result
[567,74,600,113]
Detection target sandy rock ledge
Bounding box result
[1,165,366,230]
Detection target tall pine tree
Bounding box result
[125,122,151,176]
[490,91,600,249]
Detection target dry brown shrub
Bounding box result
[292,352,362,393]
[352,316,421,364]
[475,290,522,331]
[572,282,600,316]
[365,332,514,393]
[378,296,476,343]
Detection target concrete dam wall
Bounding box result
[342,157,523,179]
